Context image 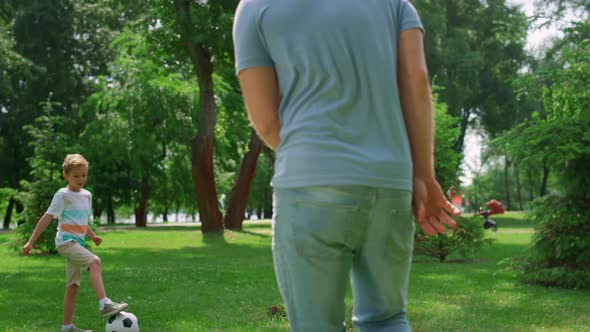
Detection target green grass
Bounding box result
[1,213,589,331]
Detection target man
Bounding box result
[233,1,460,331]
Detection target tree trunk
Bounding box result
[526,170,535,204]
[515,166,523,211]
[439,242,446,263]
[264,207,273,220]
[176,0,223,233]
[540,162,550,197]
[224,130,263,230]
[94,207,103,221]
[107,196,115,224]
[3,197,16,229]
[503,154,511,210]
[135,176,149,227]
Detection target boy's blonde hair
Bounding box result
[62,154,89,174]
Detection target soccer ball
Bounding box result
[105,311,140,332]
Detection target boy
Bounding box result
[23,154,128,332]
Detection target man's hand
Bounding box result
[413,176,461,236]
[22,242,34,256]
[92,236,103,247]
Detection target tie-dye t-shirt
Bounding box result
[46,188,92,247]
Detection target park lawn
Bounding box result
[0,212,588,332]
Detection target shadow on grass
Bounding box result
[237,229,272,239]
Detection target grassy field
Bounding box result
[1,212,589,331]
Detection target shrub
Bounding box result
[413,216,491,262]
[522,194,590,289]
[15,99,76,254]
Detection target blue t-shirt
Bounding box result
[233,0,424,191]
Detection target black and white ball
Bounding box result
[105,311,140,332]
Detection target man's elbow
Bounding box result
[254,122,278,140]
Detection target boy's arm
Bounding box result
[87,227,102,246]
[22,214,55,255]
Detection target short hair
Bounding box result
[62,154,89,174]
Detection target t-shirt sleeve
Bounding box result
[398,1,424,33]
[87,192,93,218]
[233,1,274,75]
[46,191,64,218]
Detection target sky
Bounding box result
[460,0,575,186]
[508,0,562,52]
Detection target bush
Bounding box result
[14,98,76,254]
[413,216,491,262]
[522,193,590,289]
[16,178,63,254]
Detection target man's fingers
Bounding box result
[443,200,461,216]
[417,218,436,236]
[428,216,446,234]
[438,211,458,229]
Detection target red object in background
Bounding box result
[485,199,504,215]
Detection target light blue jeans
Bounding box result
[272,185,415,332]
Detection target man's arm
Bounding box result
[397,28,460,236]
[237,67,281,150]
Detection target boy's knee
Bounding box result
[89,256,101,269]
[67,283,80,292]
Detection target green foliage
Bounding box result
[81,30,198,220]
[413,0,529,153]
[16,99,77,253]
[433,92,462,191]
[522,194,590,289]
[150,144,197,221]
[494,22,590,200]
[502,21,590,289]
[248,150,273,217]
[414,216,491,262]
[0,188,17,226]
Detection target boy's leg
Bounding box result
[58,242,102,297]
[88,257,107,300]
[57,241,127,317]
[63,284,79,325]
[58,243,84,325]
[272,186,369,332]
[85,253,128,317]
[351,189,414,332]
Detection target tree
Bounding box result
[433,91,462,192]
[1,0,143,227]
[16,98,77,253]
[0,15,38,228]
[413,0,529,155]
[81,31,197,227]
[173,0,262,232]
[498,20,590,288]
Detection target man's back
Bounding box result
[234,0,423,190]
